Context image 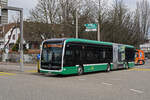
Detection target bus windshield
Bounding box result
[41,42,63,70]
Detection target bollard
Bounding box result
[37,54,40,73]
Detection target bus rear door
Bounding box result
[113,44,125,69]
[113,44,118,69]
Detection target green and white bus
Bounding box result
[39,38,135,75]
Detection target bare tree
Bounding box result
[136,0,150,39]
[28,0,149,47]
[105,0,129,42]
[30,0,59,24]
[4,26,17,51]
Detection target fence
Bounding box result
[0,53,38,64]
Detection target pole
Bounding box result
[20,9,24,72]
[2,24,6,62]
[76,9,78,38]
[97,23,100,41]
[1,6,24,71]
[98,0,101,41]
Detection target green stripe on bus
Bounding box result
[40,62,134,75]
[52,66,78,75]
[128,62,135,68]
[40,69,50,74]
[84,64,108,72]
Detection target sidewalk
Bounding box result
[0,62,37,73]
[0,62,36,67]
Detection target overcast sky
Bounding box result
[8,0,38,22]
[7,0,141,22]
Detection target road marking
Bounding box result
[78,78,86,81]
[129,68,150,71]
[102,82,112,86]
[95,78,105,80]
[0,72,16,76]
[0,73,5,76]
[130,89,144,94]
[25,70,37,73]
[111,78,121,81]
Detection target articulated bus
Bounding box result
[39,38,135,75]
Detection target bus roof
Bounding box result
[124,44,134,48]
[44,38,134,48]
[65,38,134,48]
[65,38,113,46]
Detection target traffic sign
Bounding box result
[84,24,97,31]
[85,29,97,31]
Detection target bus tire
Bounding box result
[77,65,84,75]
[106,64,111,72]
[142,60,145,65]
[137,60,140,65]
[138,60,145,65]
[139,60,145,65]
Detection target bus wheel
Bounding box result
[139,60,143,65]
[106,64,111,72]
[77,65,84,75]
[138,60,145,65]
[141,60,145,65]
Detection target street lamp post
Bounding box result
[76,9,78,38]
[97,23,100,41]
[20,8,24,72]
[98,0,101,41]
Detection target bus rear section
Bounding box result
[135,49,145,65]
[113,44,135,70]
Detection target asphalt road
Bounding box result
[0,61,150,100]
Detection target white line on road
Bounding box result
[130,89,144,94]
[95,78,105,80]
[102,82,112,86]
[111,78,121,81]
[78,78,86,81]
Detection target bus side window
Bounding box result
[73,45,83,65]
[125,48,135,62]
[86,46,93,64]
[64,45,74,66]
[99,46,113,63]
[85,46,99,64]
[99,47,105,63]
[94,47,100,63]
[103,51,106,59]
[107,47,113,62]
